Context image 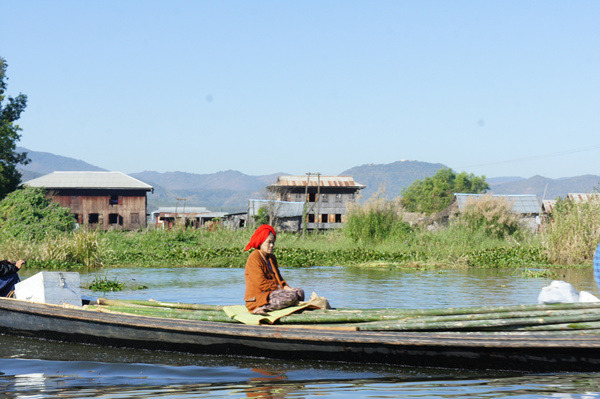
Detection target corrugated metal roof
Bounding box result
[455,193,541,214]
[24,171,153,191]
[248,199,305,217]
[542,200,557,213]
[151,207,226,220]
[567,193,600,203]
[151,207,210,214]
[195,212,228,219]
[268,175,365,189]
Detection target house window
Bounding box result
[321,194,328,202]
[307,213,315,223]
[308,193,316,202]
[88,213,99,224]
[109,213,123,225]
[321,214,329,223]
[335,214,342,223]
[110,195,119,205]
[335,194,342,203]
[295,193,302,200]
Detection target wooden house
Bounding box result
[248,199,305,232]
[266,175,365,231]
[149,207,227,229]
[24,171,153,230]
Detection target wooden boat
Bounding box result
[2,296,600,372]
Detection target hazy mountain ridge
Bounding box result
[16,147,600,212]
[17,147,106,174]
[128,170,282,211]
[489,174,600,200]
[130,170,264,192]
[487,176,526,185]
[340,160,447,199]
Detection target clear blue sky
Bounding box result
[1,1,599,179]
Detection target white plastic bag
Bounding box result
[578,290,600,303]
[537,280,580,304]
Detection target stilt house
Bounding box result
[24,171,153,230]
[266,175,365,231]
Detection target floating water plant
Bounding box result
[88,275,124,292]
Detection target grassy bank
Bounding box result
[1,190,598,270]
[0,224,551,270]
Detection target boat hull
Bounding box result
[2,298,600,371]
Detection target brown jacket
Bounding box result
[244,250,288,311]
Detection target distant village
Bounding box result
[24,171,598,234]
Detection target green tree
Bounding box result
[400,167,489,215]
[0,186,75,241]
[254,206,269,225]
[0,57,29,199]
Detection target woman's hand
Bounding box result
[283,285,293,291]
[15,260,25,270]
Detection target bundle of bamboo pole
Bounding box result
[90,298,600,333]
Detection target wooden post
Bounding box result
[316,173,321,233]
[302,173,311,236]
[247,200,251,229]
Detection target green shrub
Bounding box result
[0,186,75,241]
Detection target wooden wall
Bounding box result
[48,189,148,230]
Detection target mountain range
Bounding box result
[16,147,600,212]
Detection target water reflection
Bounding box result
[2,361,600,399]
[245,368,294,398]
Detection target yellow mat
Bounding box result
[223,303,313,325]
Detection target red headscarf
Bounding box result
[245,224,276,251]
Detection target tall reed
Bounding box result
[40,229,104,267]
[457,195,522,239]
[344,188,412,243]
[543,197,600,265]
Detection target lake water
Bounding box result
[2,266,600,398]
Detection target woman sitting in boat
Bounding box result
[0,259,25,297]
[244,224,304,315]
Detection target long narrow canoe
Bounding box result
[2,297,600,371]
